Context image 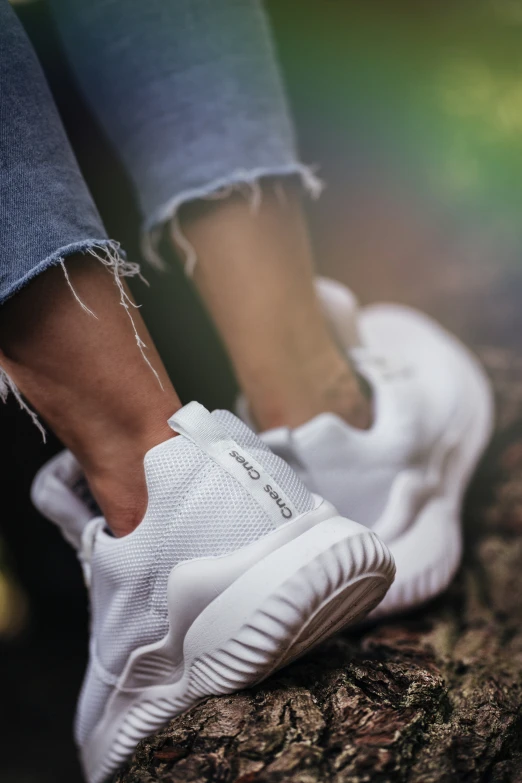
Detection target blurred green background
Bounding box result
[273,0,522,225]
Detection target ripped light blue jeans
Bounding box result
[0,0,319,301]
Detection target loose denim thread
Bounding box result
[143,165,325,277]
[0,241,162,439]
[0,370,47,441]
[68,242,164,392]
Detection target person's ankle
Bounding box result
[86,467,149,537]
[245,356,372,432]
[79,422,177,536]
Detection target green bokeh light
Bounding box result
[270,0,522,235]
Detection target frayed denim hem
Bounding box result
[0,239,128,306]
[141,162,325,276]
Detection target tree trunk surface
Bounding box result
[114,346,522,783]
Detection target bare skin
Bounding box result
[0,183,368,537]
[175,181,371,432]
[0,255,180,537]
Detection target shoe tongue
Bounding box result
[168,402,271,455]
[167,402,311,524]
[316,277,361,352]
[31,451,97,551]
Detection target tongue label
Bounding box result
[169,403,297,525]
[228,449,293,519]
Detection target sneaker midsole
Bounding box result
[82,502,392,781]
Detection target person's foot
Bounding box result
[238,278,494,618]
[31,402,394,783]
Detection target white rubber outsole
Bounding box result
[359,305,494,618]
[84,516,395,783]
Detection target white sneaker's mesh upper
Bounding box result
[75,660,113,745]
[262,364,426,529]
[32,406,314,747]
[254,279,457,531]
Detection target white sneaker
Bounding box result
[238,278,494,619]
[31,402,394,783]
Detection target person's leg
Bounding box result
[178,183,370,430]
[2,11,395,781]
[0,258,179,536]
[0,0,180,536]
[48,0,370,432]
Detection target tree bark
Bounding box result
[114,348,522,783]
